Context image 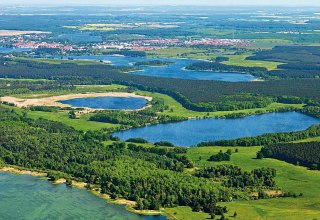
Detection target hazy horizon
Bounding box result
[1,0,320,7]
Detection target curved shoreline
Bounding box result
[0,166,164,217]
[0,92,153,112]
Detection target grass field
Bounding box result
[293,136,320,143]
[248,39,294,49]
[222,53,282,70]
[136,90,304,118]
[5,105,120,131]
[162,146,320,220]
[147,48,282,70]
[147,47,206,58]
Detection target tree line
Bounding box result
[257,142,320,170]
[197,125,320,147]
[195,165,277,189]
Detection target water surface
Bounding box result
[0,47,32,53]
[114,112,320,146]
[56,33,103,43]
[59,96,148,110]
[50,55,256,82]
[0,172,165,220]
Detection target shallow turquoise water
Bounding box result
[0,172,166,220]
[59,97,148,110]
[114,112,320,146]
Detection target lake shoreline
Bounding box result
[0,166,165,217]
[0,92,153,112]
[114,111,320,147]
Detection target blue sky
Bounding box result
[2,0,320,6]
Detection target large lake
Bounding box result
[49,55,256,82]
[0,172,166,220]
[114,112,320,146]
[59,97,148,110]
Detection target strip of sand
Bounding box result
[0,30,51,36]
[0,92,153,111]
[0,167,46,177]
[0,166,162,216]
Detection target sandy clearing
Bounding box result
[1,92,153,111]
[0,30,51,36]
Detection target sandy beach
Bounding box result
[0,166,161,215]
[1,92,153,111]
[0,167,46,177]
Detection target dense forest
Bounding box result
[267,69,320,79]
[0,59,319,112]
[0,79,75,97]
[185,61,267,77]
[247,46,320,64]
[248,46,320,79]
[195,165,277,189]
[258,142,320,170]
[133,60,174,67]
[299,106,320,118]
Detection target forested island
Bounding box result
[185,61,267,77]
[133,60,174,67]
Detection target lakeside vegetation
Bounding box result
[133,60,174,67]
[0,82,306,134]
[0,106,269,217]
[197,125,320,147]
[1,6,320,219]
[2,106,318,219]
[185,61,267,77]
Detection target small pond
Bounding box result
[59,96,148,110]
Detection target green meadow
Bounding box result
[163,146,320,220]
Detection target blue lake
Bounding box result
[55,33,103,43]
[114,112,320,146]
[0,47,32,53]
[59,96,148,110]
[50,55,256,82]
[0,172,165,220]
